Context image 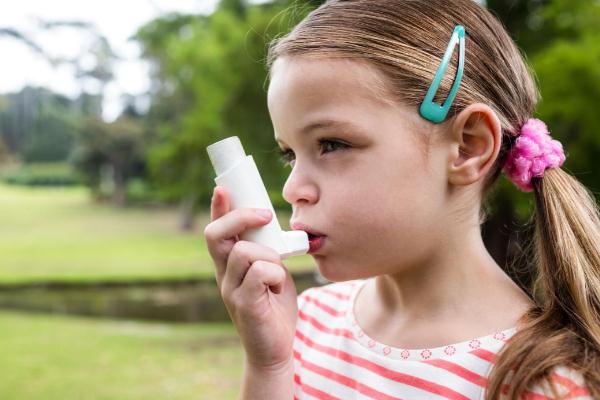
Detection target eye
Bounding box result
[277,148,295,167]
[319,138,350,155]
[276,139,350,167]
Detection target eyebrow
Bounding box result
[275,119,362,144]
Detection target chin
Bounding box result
[314,258,363,283]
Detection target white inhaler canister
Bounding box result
[206,136,309,259]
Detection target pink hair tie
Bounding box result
[503,118,566,192]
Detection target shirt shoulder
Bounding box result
[295,279,364,345]
[504,366,592,399]
[297,279,363,312]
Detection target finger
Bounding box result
[215,187,238,241]
[210,186,231,222]
[205,206,272,246]
[205,186,236,284]
[238,260,287,301]
[204,202,273,285]
[221,240,282,298]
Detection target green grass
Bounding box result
[0,183,315,284]
[0,310,244,399]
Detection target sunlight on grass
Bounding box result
[0,184,315,283]
[0,310,244,399]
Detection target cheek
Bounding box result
[326,144,440,231]
[332,158,439,245]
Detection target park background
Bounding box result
[1,0,599,398]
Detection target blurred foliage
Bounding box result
[134,0,316,226]
[70,115,147,205]
[1,162,79,187]
[532,0,600,192]
[0,87,79,163]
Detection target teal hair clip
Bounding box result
[419,25,465,124]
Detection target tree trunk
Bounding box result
[179,192,197,232]
[112,163,126,207]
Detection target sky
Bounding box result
[0,0,268,120]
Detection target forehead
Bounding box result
[267,56,432,155]
[267,56,395,118]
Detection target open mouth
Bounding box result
[307,234,326,253]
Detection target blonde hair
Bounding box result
[266,0,600,398]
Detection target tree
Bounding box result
[218,0,248,18]
[0,87,79,162]
[71,115,146,205]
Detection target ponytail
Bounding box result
[486,168,600,399]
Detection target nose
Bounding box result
[281,162,318,206]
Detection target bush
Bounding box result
[125,178,162,205]
[2,162,80,187]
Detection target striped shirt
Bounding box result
[293,278,591,399]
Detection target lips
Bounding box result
[291,222,327,254]
[290,222,327,238]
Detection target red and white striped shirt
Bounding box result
[293,278,591,400]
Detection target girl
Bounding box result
[203,0,600,399]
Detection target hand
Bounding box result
[203,186,298,370]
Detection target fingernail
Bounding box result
[255,209,272,219]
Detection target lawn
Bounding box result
[0,310,244,399]
[0,184,314,398]
[0,183,314,284]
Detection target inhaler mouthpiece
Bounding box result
[206,136,309,259]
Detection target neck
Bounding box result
[373,224,525,322]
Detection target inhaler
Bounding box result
[206,136,309,259]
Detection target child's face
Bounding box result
[268,56,450,281]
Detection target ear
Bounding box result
[447,103,502,187]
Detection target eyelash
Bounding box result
[277,138,350,167]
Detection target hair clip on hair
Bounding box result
[419,25,465,124]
